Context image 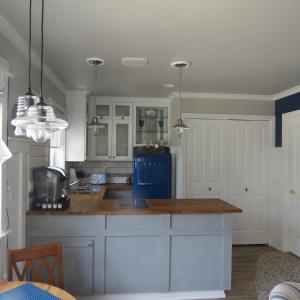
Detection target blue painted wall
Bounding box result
[275,92,300,147]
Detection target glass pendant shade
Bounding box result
[0,139,12,164]
[12,91,40,136]
[88,116,104,136]
[13,102,68,143]
[173,118,189,137]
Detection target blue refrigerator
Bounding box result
[133,152,172,200]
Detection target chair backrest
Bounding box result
[7,242,64,288]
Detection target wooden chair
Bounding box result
[7,242,64,288]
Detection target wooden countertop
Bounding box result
[27,184,242,216]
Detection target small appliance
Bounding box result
[31,167,70,210]
[133,146,171,200]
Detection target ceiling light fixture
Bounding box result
[11,0,39,137]
[12,0,68,143]
[121,57,149,67]
[171,60,191,137]
[86,58,105,136]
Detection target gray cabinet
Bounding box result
[27,214,232,296]
[30,237,94,296]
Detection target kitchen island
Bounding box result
[27,184,241,299]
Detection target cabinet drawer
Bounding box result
[106,215,164,229]
[171,215,224,229]
[29,216,104,233]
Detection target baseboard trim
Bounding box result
[77,290,226,300]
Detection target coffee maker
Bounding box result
[32,167,70,210]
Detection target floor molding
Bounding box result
[77,290,226,300]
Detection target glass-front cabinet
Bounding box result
[135,106,169,145]
[88,102,132,160]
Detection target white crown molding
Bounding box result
[273,84,300,100]
[0,12,67,94]
[168,91,274,101]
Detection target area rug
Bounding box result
[255,251,300,300]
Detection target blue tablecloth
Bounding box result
[0,283,60,300]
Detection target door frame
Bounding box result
[181,113,274,244]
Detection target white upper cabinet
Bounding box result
[87,99,132,161]
[65,90,88,162]
[134,105,169,146]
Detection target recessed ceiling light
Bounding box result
[171,60,191,69]
[162,83,175,88]
[121,57,150,67]
[86,57,104,66]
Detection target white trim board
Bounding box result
[182,113,274,121]
[169,85,300,102]
[77,290,226,300]
[0,12,67,94]
[168,91,274,101]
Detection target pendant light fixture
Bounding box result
[171,60,191,137]
[11,0,39,136]
[12,0,68,143]
[86,58,105,136]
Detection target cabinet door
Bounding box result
[30,237,94,296]
[88,120,112,160]
[112,120,132,160]
[95,103,112,120]
[113,104,132,120]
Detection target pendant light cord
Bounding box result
[179,67,182,119]
[28,0,32,92]
[94,65,97,118]
[40,0,45,103]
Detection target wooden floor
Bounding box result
[224,245,276,300]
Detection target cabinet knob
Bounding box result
[121,116,125,120]
[245,187,248,192]
[208,187,212,191]
[87,241,94,247]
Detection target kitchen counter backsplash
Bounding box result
[66,161,133,184]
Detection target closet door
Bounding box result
[228,122,249,244]
[290,114,300,256]
[247,122,269,244]
[228,121,269,245]
[186,119,227,199]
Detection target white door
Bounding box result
[228,120,269,244]
[185,119,227,199]
[289,114,300,256]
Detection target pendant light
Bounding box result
[171,60,191,137]
[13,0,68,143]
[11,0,39,136]
[86,58,105,136]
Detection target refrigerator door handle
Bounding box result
[138,182,153,186]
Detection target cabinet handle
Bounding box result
[208,187,212,191]
[121,116,124,120]
[245,187,248,192]
[87,241,94,247]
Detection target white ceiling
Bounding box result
[1,0,300,97]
